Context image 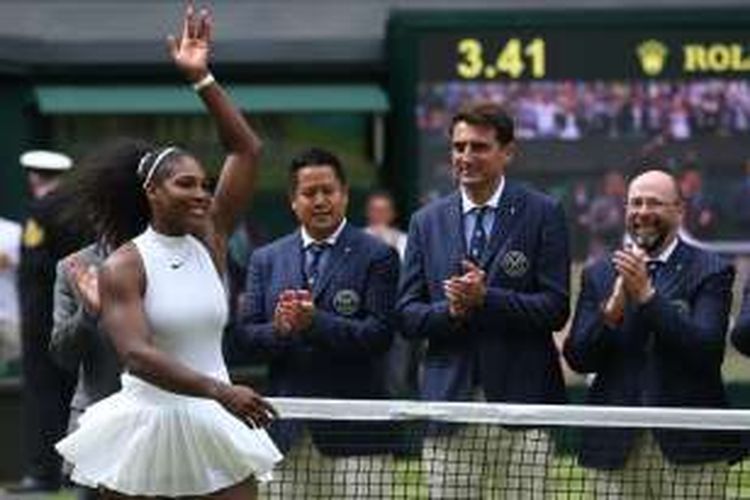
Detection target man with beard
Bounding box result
[564,170,742,499]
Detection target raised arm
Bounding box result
[397,217,459,340]
[563,265,618,374]
[236,250,306,360]
[168,4,261,244]
[100,245,275,426]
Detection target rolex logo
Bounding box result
[637,39,669,76]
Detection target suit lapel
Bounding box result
[313,224,354,300]
[285,231,306,289]
[481,181,525,269]
[656,240,689,295]
[444,193,467,275]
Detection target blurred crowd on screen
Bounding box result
[418,80,750,141]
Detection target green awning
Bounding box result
[35,84,389,114]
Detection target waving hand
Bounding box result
[168,4,212,82]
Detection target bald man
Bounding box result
[563,170,742,499]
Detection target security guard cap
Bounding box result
[20,150,72,171]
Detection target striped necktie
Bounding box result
[305,242,329,289]
[468,206,488,263]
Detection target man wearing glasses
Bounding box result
[564,170,742,499]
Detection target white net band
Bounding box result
[270,398,750,430]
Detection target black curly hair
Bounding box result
[60,138,190,248]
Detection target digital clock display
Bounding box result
[418,30,750,82]
[454,37,547,79]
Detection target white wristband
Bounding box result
[192,73,215,92]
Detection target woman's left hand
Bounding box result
[65,256,101,316]
[167,3,212,83]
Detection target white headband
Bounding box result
[139,146,179,189]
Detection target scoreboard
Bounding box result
[387,9,750,244]
[422,32,750,81]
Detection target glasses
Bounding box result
[625,197,680,210]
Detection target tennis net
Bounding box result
[258,397,750,499]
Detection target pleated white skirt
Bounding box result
[56,374,283,497]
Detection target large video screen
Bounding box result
[389,12,750,260]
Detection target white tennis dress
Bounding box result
[56,226,282,496]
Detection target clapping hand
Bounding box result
[602,275,626,326]
[444,259,487,319]
[273,290,296,336]
[612,246,654,304]
[168,3,212,83]
[65,256,101,316]
[273,289,315,336]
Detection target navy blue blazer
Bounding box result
[397,181,570,406]
[237,223,399,456]
[731,282,750,357]
[563,240,742,468]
